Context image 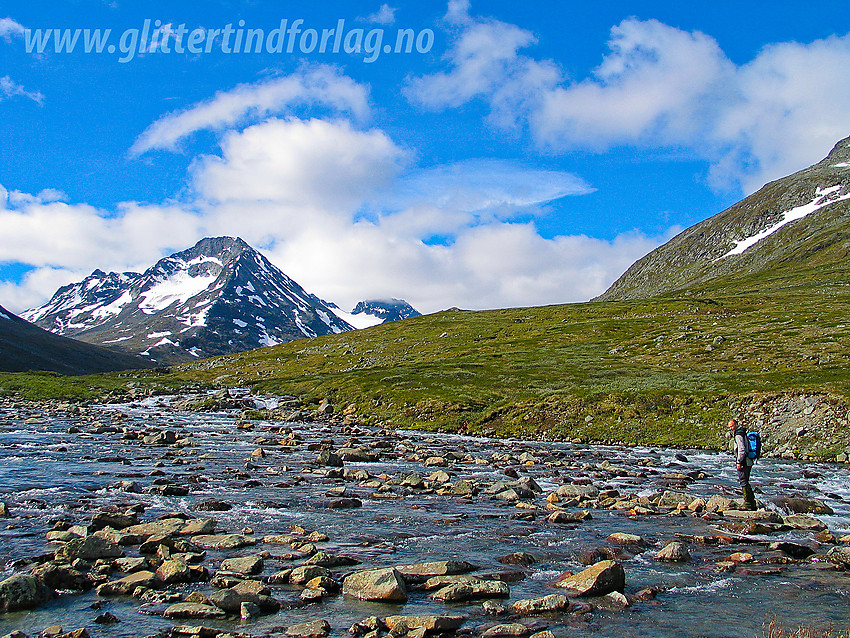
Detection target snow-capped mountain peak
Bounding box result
[23,236,354,364]
[329,298,422,329]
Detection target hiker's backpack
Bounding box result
[746,431,761,460]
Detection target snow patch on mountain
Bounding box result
[139,269,220,315]
[92,291,133,320]
[330,307,384,330]
[722,186,850,257]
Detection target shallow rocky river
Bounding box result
[0,394,849,638]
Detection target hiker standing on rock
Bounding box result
[729,418,757,510]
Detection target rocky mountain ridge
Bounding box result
[597,136,850,300]
[22,237,419,365]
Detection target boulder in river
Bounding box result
[384,615,466,633]
[607,533,645,547]
[481,623,531,638]
[771,496,834,516]
[155,558,192,584]
[55,536,124,561]
[286,619,332,638]
[654,541,690,563]
[511,593,571,615]
[163,602,227,619]
[316,451,344,467]
[396,560,478,582]
[0,574,52,612]
[220,554,264,575]
[191,534,255,550]
[431,579,510,602]
[553,560,625,596]
[342,568,408,602]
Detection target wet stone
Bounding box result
[431,579,510,602]
[481,623,531,638]
[0,574,52,612]
[286,619,331,638]
[220,554,263,575]
[553,560,625,597]
[163,602,227,619]
[343,568,408,602]
[655,541,690,563]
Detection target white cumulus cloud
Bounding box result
[130,65,371,155]
[408,8,850,193]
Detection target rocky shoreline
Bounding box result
[0,394,848,638]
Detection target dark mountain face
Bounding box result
[22,237,353,365]
[597,136,850,301]
[352,299,422,323]
[0,304,150,374]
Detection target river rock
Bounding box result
[179,518,217,536]
[431,580,510,601]
[317,451,343,467]
[452,480,478,496]
[826,546,850,567]
[705,495,734,512]
[91,511,138,530]
[658,491,693,508]
[723,510,782,523]
[498,552,536,566]
[555,484,599,499]
[94,611,120,624]
[396,560,477,581]
[343,568,408,602]
[384,616,466,633]
[220,554,264,575]
[511,593,570,615]
[286,620,331,638]
[208,587,280,614]
[163,602,226,619]
[96,570,158,596]
[481,623,531,638]
[328,498,362,508]
[31,563,92,591]
[305,551,360,568]
[192,534,255,550]
[607,533,644,547]
[113,556,149,573]
[597,590,631,611]
[783,514,827,531]
[156,559,192,584]
[772,497,834,515]
[290,565,332,585]
[0,574,52,612]
[192,500,232,512]
[655,542,690,562]
[547,510,591,524]
[553,560,625,596]
[55,536,124,561]
[768,542,815,559]
[0,502,10,518]
[123,518,186,538]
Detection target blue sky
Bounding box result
[2,1,850,313]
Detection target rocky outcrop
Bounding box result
[0,574,52,612]
[342,568,408,602]
[553,560,625,596]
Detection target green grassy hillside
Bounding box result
[5,276,849,454]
